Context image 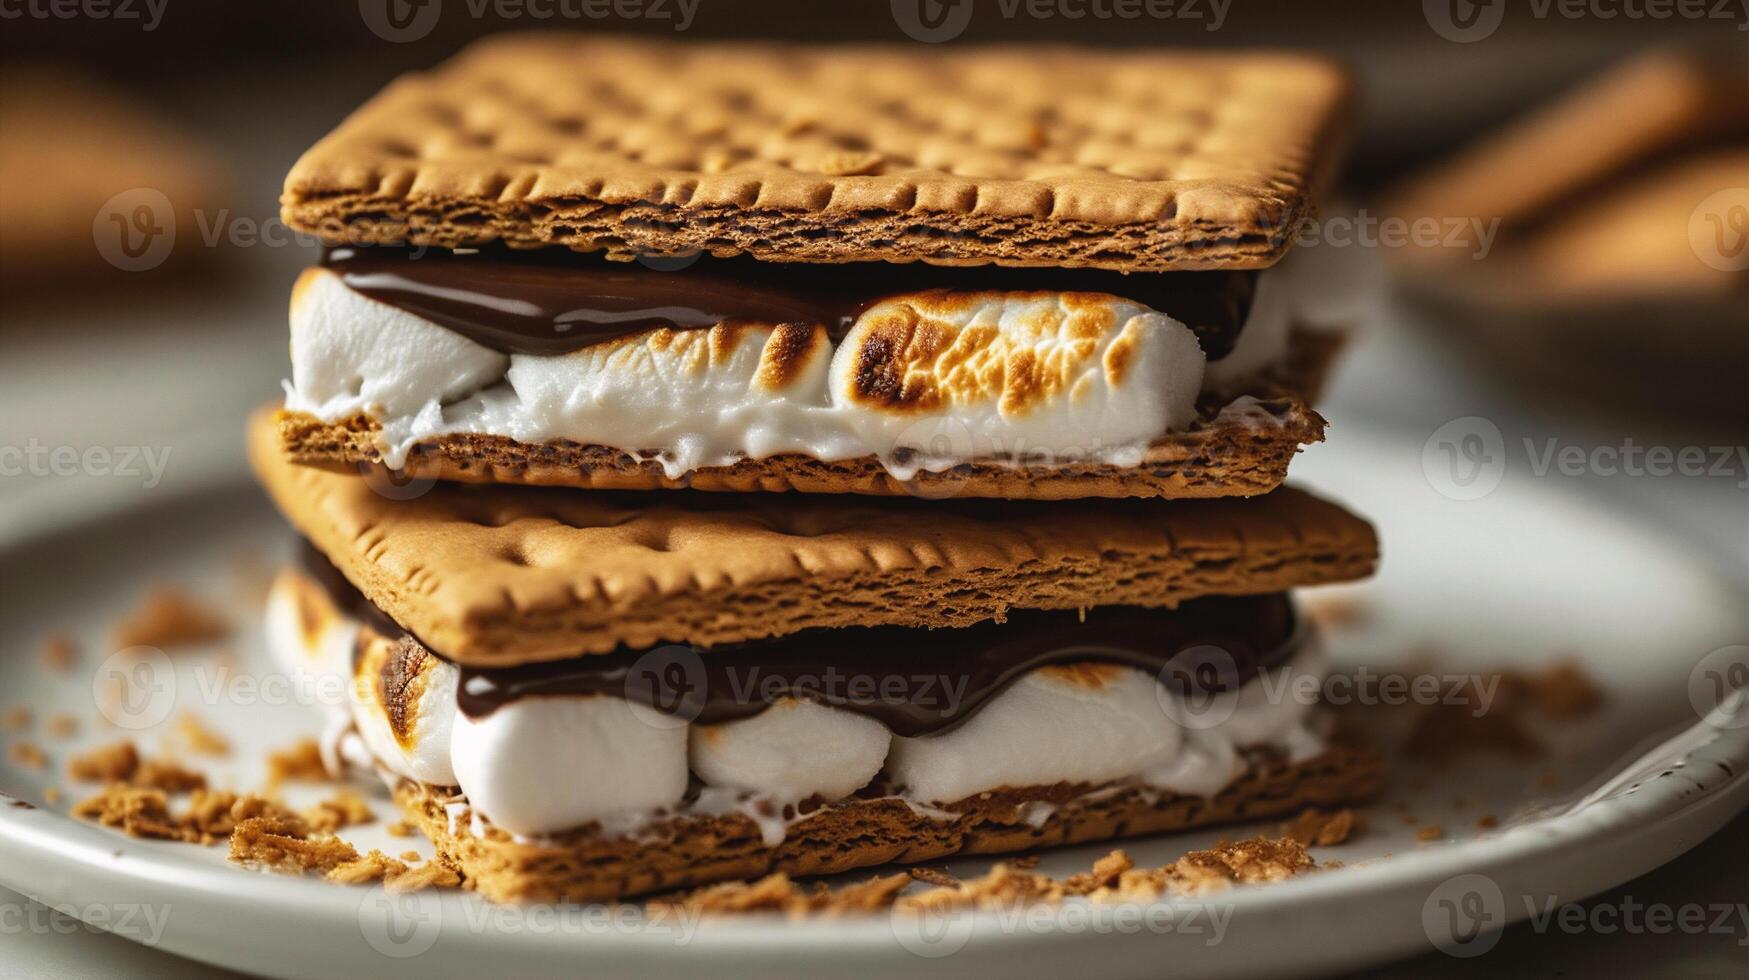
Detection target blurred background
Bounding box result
[0,3,1745,975]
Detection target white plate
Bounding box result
[1,426,1745,980]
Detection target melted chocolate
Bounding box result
[298,542,1301,738]
[322,246,1257,359]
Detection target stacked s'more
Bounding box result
[255,35,1383,903]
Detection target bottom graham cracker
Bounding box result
[398,737,1383,903]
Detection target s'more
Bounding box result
[273,35,1365,499]
[251,410,1381,903]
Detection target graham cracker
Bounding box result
[399,737,1383,903]
[248,409,1378,666]
[277,331,1338,501]
[281,34,1351,272]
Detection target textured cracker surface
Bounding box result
[281,34,1351,271]
[277,330,1338,501]
[249,410,1377,666]
[401,738,1383,903]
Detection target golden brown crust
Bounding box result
[277,332,1340,501]
[280,35,1352,272]
[249,409,1379,666]
[400,737,1383,903]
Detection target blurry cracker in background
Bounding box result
[0,66,228,286]
[1385,49,1749,266]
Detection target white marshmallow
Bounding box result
[262,570,358,710]
[689,699,891,801]
[349,637,461,787]
[1204,266,1292,389]
[886,664,1185,804]
[449,694,689,836]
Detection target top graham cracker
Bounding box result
[281,34,1352,272]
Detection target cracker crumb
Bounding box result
[1407,675,1543,764]
[9,741,47,770]
[266,738,330,789]
[111,585,230,650]
[1476,814,1499,829]
[302,789,375,834]
[43,786,63,804]
[385,819,416,838]
[72,785,296,845]
[388,858,463,893]
[400,850,422,862]
[229,817,357,874]
[45,715,79,739]
[1280,807,1361,846]
[134,758,207,793]
[1303,594,1371,630]
[176,714,231,756]
[907,867,959,888]
[661,870,909,918]
[40,635,78,672]
[325,849,404,885]
[1517,659,1605,720]
[3,707,31,733]
[67,740,140,783]
[1416,825,1444,842]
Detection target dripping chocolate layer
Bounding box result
[299,541,1301,738]
[322,246,1258,359]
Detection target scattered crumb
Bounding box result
[400,850,422,862]
[1476,814,1499,829]
[385,819,416,838]
[266,738,329,789]
[385,859,463,893]
[40,635,79,672]
[229,817,358,874]
[1416,825,1444,842]
[43,786,63,804]
[1516,659,1606,720]
[908,867,959,888]
[72,786,296,845]
[3,707,31,733]
[661,870,910,918]
[1279,807,1361,846]
[177,714,231,756]
[302,789,375,834]
[45,715,79,739]
[1407,675,1543,764]
[110,585,230,650]
[68,741,140,783]
[133,758,207,793]
[9,741,47,770]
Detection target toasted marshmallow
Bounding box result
[286,269,1220,475]
[829,292,1205,470]
[263,569,359,709]
[689,699,891,801]
[449,694,689,836]
[886,664,1185,804]
[350,631,460,787]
